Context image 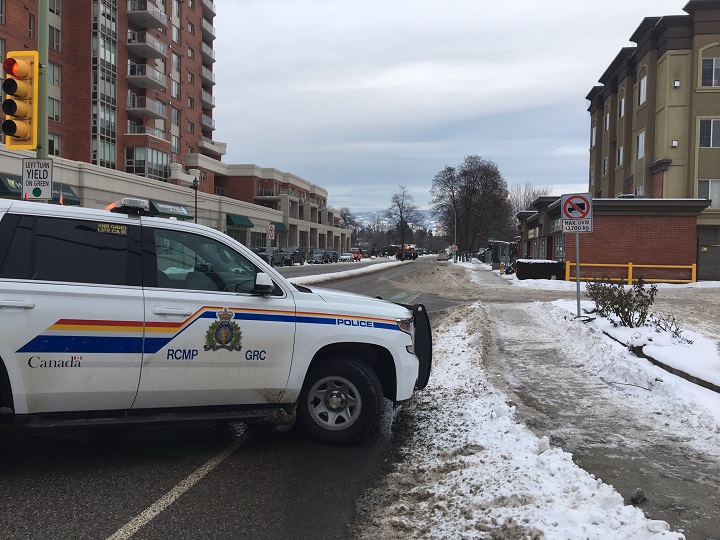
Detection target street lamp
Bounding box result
[192,176,198,224]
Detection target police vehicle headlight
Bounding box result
[396,317,415,353]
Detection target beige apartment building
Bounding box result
[0,1,349,251]
[586,0,720,278]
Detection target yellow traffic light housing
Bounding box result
[2,50,39,150]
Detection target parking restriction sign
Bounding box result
[561,193,592,233]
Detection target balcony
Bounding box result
[201,42,216,64]
[201,114,215,130]
[200,65,216,86]
[201,89,215,108]
[201,18,216,41]
[127,63,167,90]
[199,136,226,156]
[202,0,217,18]
[126,96,167,120]
[126,124,168,141]
[127,0,168,29]
[126,31,167,59]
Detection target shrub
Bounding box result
[585,278,658,328]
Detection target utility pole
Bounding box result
[37,0,49,159]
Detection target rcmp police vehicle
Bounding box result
[0,198,431,445]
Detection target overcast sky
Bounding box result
[213,0,688,212]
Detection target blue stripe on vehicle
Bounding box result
[17,336,145,354]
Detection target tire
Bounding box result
[297,358,383,446]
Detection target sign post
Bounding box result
[268,223,275,247]
[561,193,593,318]
[22,157,53,200]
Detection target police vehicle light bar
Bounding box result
[105,197,150,215]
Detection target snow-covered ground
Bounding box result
[290,258,720,539]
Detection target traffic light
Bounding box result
[1,50,39,150]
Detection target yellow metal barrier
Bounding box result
[564,262,697,284]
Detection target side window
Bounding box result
[151,228,264,294]
[0,214,141,285]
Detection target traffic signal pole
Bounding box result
[37,0,49,159]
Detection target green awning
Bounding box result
[0,173,80,205]
[52,184,80,206]
[0,174,22,197]
[271,221,288,233]
[150,200,193,220]
[226,213,254,227]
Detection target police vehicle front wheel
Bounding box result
[297,358,383,446]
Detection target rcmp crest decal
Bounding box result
[204,308,243,351]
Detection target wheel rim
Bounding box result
[306,375,362,431]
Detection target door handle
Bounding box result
[0,300,35,309]
[153,307,193,316]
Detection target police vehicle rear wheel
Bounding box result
[298,358,383,446]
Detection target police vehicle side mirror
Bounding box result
[253,272,275,295]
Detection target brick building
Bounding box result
[0,1,349,252]
[585,0,720,279]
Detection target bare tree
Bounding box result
[339,206,358,244]
[508,182,553,217]
[430,155,514,255]
[386,185,425,259]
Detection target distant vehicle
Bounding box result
[326,250,339,263]
[307,249,330,264]
[339,252,354,262]
[279,246,305,266]
[253,247,285,267]
[437,250,450,261]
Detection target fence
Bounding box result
[564,262,697,284]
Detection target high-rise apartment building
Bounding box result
[0,1,350,252]
[0,0,225,186]
[586,0,720,264]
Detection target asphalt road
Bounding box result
[0,259,434,540]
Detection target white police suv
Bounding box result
[0,198,431,445]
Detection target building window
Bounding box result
[554,234,564,262]
[0,38,5,62]
[591,123,596,147]
[700,119,720,148]
[636,130,645,160]
[602,156,608,175]
[701,58,720,87]
[172,0,181,17]
[171,79,181,99]
[172,24,181,44]
[172,134,180,154]
[638,75,647,106]
[604,111,610,132]
[698,179,720,208]
[172,52,181,73]
[618,96,625,118]
[188,96,194,109]
[188,47,194,59]
[48,97,61,121]
[589,166,595,186]
[188,121,194,134]
[49,0,62,15]
[616,145,623,166]
[187,70,194,84]
[188,0,194,8]
[29,12,35,39]
[48,62,61,87]
[49,26,61,51]
[171,106,180,127]
[187,21,195,34]
[125,147,169,181]
[0,0,5,24]
[48,134,61,156]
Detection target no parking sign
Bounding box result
[561,193,592,233]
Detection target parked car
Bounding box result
[339,252,354,262]
[253,247,285,267]
[326,250,339,263]
[307,249,330,264]
[279,246,305,266]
